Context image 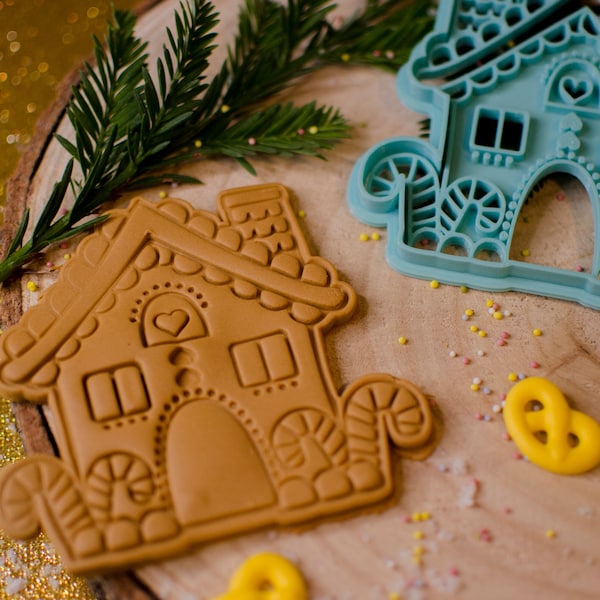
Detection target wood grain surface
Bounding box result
[2,1,599,598]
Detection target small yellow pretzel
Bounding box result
[503,377,600,475]
[212,552,308,600]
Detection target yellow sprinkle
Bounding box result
[420,511,431,520]
[470,325,479,333]
[341,53,351,62]
[478,330,487,337]
[64,253,72,260]
[388,593,401,600]
[545,529,556,539]
[460,285,469,293]
[493,311,504,320]
[159,191,167,199]
[359,233,369,242]
[413,530,424,540]
[508,372,518,382]
[298,210,306,218]
[26,280,38,292]
[308,125,319,135]
[220,104,231,113]
[411,512,421,522]
[398,337,408,345]
[533,328,542,336]
[465,308,474,316]
[412,545,425,556]
[371,232,381,241]
[521,248,530,257]
[429,280,440,289]
[486,299,494,307]
[194,139,203,148]
[470,383,480,392]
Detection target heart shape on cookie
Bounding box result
[154,309,190,337]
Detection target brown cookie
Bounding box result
[0,184,435,573]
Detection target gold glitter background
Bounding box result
[1,1,138,598]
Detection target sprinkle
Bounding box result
[359,233,369,242]
[575,264,584,272]
[500,331,510,339]
[26,280,38,292]
[63,253,72,261]
[308,125,319,135]
[449,350,457,358]
[477,350,485,357]
[478,330,487,337]
[297,128,305,135]
[45,261,53,268]
[385,50,395,59]
[497,338,506,346]
[158,191,167,199]
[470,384,480,392]
[492,403,502,413]
[493,311,503,320]
[371,232,381,241]
[194,139,203,148]
[460,285,469,293]
[472,377,482,385]
[518,373,526,380]
[398,337,408,345]
[297,210,306,218]
[470,325,478,333]
[429,280,440,289]
[372,50,382,58]
[485,299,494,308]
[412,545,425,556]
[556,192,565,201]
[502,431,512,441]
[508,372,518,382]
[464,308,474,317]
[449,567,460,577]
[545,529,556,539]
[462,357,471,365]
[341,53,351,62]
[521,248,530,257]
[388,593,401,600]
[413,530,424,540]
[530,360,540,369]
[474,412,483,420]
[513,452,523,460]
[60,242,68,250]
[248,137,256,145]
[533,328,542,336]
[483,387,491,395]
[479,528,493,542]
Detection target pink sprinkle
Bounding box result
[373,50,382,57]
[502,432,512,441]
[576,264,584,272]
[530,360,540,369]
[500,331,510,339]
[503,507,513,514]
[471,478,480,489]
[513,452,523,460]
[496,339,506,346]
[45,261,53,268]
[248,137,256,145]
[403,515,412,523]
[474,412,483,421]
[462,357,471,365]
[60,242,68,249]
[556,192,565,201]
[449,567,460,577]
[297,128,305,135]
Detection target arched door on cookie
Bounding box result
[166,401,276,525]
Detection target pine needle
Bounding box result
[0,0,434,283]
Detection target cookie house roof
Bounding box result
[0,185,354,398]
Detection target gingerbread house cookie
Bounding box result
[0,184,435,573]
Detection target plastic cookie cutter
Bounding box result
[503,377,600,475]
[347,0,600,308]
[212,553,308,600]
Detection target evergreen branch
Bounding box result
[0,0,434,284]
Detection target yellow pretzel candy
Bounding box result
[503,377,600,475]
[213,552,308,600]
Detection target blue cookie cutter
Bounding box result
[348,0,600,308]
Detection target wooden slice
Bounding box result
[2,1,599,598]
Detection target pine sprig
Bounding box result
[0,0,434,283]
